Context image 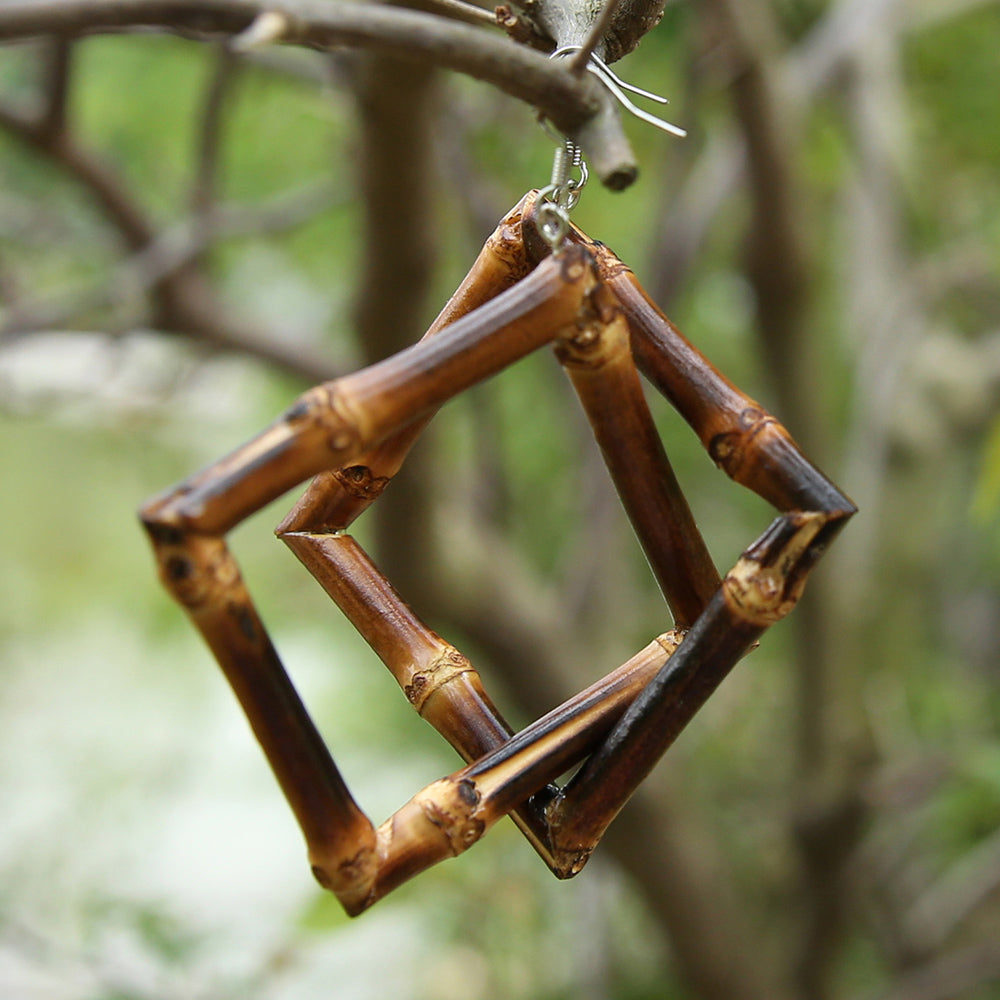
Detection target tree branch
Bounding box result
[189,43,239,220]
[0,0,641,187]
[507,0,668,63]
[0,100,342,383]
[38,36,73,138]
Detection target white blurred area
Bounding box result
[0,617,439,1000]
[0,330,278,444]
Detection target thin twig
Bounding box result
[0,100,342,382]
[39,37,73,138]
[190,43,239,219]
[406,0,499,29]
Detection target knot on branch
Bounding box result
[500,0,668,63]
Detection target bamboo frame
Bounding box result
[141,191,855,916]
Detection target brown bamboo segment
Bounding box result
[554,285,720,628]
[279,195,536,536]
[519,203,855,518]
[599,265,853,516]
[281,531,515,759]
[139,524,378,905]
[141,235,602,915]
[347,631,683,913]
[143,246,594,540]
[463,632,684,812]
[340,246,594,440]
[543,510,843,874]
[284,529,693,869]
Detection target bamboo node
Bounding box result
[722,512,827,627]
[415,778,485,855]
[405,647,476,713]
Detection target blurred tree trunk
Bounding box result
[700,3,872,997]
[350,50,441,596]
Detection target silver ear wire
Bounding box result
[537,135,589,252]
[535,43,682,250]
[593,64,671,106]
[550,45,687,139]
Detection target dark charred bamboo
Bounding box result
[140,241,594,912]
[354,631,682,912]
[276,200,569,862]
[339,247,591,440]
[515,200,855,875]
[520,201,856,519]
[138,523,379,911]
[281,533,509,754]
[554,282,720,627]
[543,510,842,874]
[463,632,683,813]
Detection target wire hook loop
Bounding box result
[549,45,687,139]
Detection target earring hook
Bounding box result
[550,45,687,139]
[536,44,683,251]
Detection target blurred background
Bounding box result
[1,1,999,997]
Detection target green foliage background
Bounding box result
[2,3,1000,998]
